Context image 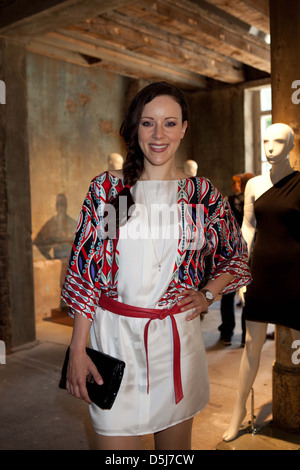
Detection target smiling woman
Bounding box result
[61,81,252,451]
[118,81,190,186]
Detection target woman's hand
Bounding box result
[66,348,103,404]
[176,289,209,321]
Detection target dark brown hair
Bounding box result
[120,81,189,187]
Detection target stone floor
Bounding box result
[0,301,299,450]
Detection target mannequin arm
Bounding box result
[241,181,257,258]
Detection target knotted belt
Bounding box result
[98,293,184,404]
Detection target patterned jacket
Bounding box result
[61,171,252,321]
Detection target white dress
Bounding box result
[89,180,209,436]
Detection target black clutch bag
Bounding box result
[59,347,125,410]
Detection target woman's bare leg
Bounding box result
[154,418,193,450]
[95,434,143,450]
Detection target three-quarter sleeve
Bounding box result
[205,182,252,293]
[61,179,103,321]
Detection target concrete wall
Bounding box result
[188,86,245,196]
[27,53,132,319]
[0,40,36,349]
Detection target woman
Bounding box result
[61,81,251,450]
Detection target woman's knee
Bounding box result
[154,418,193,450]
[95,433,143,451]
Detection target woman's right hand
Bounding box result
[66,348,103,404]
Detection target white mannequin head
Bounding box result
[183,159,198,177]
[108,153,124,170]
[263,123,294,165]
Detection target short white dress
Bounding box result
[89,180,210,436]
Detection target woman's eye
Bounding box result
[165,121,177,127]
[141,120,153,127]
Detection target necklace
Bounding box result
[142,182,171,272]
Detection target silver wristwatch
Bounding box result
[200,289,215,306]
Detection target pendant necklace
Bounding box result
[142,182,171,272]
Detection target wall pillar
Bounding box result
[0,38,35,350]
[270,0,300,170]
[269,0,300,432]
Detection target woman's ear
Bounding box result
[181,121,188,138]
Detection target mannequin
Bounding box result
[183,159,198,177]
[107,152,124,170]
[223,123,300,442]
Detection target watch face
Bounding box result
[206,291,214,300]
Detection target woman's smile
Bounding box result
[149,143,169,153]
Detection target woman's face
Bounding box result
[138,95,188,169]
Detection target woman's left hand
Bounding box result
[176,289,209,321]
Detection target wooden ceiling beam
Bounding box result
[5,0,270,86]
[102,8,241,65]
[68,15,244,83]
[26,40,91,67]
[0,0,134,37]
[118,0,270,72]
[27,32,208,89]
[203,0,269,34]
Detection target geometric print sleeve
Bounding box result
[203,179,252,294]
[61,177,105,321]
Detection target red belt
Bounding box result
[98,293,184,404]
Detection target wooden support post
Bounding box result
[269,0,300,432]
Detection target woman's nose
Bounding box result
[152,124,164,139]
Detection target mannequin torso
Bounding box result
[242,123,295,255]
